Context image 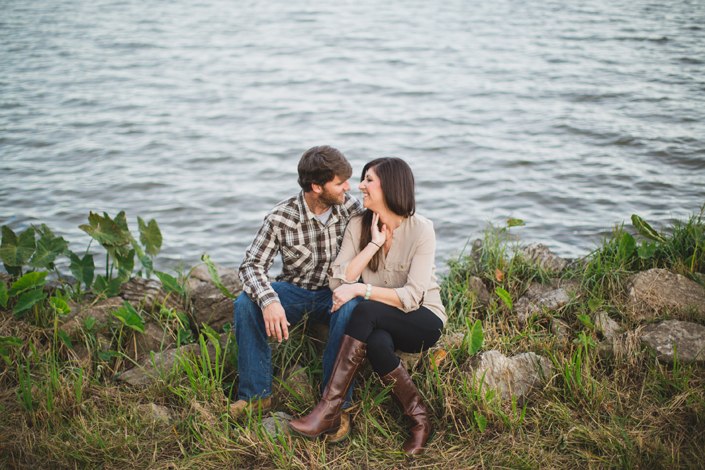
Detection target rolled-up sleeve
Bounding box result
[393,223,436,313]
[328,218,361,291]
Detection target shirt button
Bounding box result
[401,265,404,269]
[384,281,387,284]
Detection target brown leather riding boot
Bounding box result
[381,362,433,456]
[288,335,366,438]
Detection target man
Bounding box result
[232,145,364,439]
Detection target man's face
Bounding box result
[318,175,351,206]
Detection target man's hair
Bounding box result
[297,146,353,192]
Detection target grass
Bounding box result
[1,210,705,469]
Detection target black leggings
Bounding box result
[345,300,444,376]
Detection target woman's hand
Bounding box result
[370,212,387,248]
[331,284,364,312]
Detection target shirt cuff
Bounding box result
[327,262,359,288]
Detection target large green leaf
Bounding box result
[638,240,657,260]
[466,319,484,356]
[93,275,123,298]
[49,297,71,316]
[201,254,238,299]
[68,252,95,289]
[139,254,153,278]
[138,217,162,257]
[29,232,68,269]
[631,215,666,243]
[114,248,135,281]
[507,218,525,227]
[8,271,49,297]
[154,270,184,295]
[79,212,130,247]
[13,288,47,317]
[1,226,36,267]
[112,302,145,333]
[495,287,513,310]
[114,211,129,233]
[0,281,7,308]
[57,330,73,349]
[619,232,636,259]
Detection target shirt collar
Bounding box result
[297,190,342,226]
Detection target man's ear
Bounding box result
[310,183,323,194]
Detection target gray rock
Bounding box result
[118,332,231,386]
[516,288,572,324]
[261,412,293,438]
[463,350,553,403]
[640,320,705,364]
[189,262,238,283]
[137,403,172,424]
[628,269,705,321]
[550,318,571,347]
[522,243,568,272]
[60,298,125,336]
[467,277,490,306]
[0,272,12,290]
[190,274,243,331]
[120,276,184,315]
[594,311,621,340]
[133,322,174,360]
[471,238,484,263]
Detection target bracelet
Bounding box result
[364,283,372,300]
[370,241,381,249]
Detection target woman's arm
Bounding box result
[341,212,386,282]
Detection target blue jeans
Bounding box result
[233,282,362,407]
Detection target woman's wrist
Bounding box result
[368,241,382,250]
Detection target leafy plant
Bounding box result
[201,254,238,299]
[0,336,22,364]
[495,287,512,310]
[466,318,484,356]
[0,226,36,276]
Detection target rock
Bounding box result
[261,412,293,438]
[550,318,571,346]
[466,277,490,306]
[522,243,568,272]
[594,311,621,340]
[627,268,705,321]
[274,364,312,404]
[60,298,125,336]
[189,262,238,283]
[120,276,184,315]
[640,320,705,364]
[516,288,572,324]
[133,322,174,360]
[118,332,231,386]
[471,238,484,263]
[0,272,12,289]
[190,274,243,332]
[187,278,204,291]
[462,350,553,403]
[137,403,172,424]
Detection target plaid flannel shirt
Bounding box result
[239,191,364,309]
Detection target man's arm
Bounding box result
[238,216,290,342]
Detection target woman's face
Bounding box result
[359,167,384,212]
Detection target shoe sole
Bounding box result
[288,423,341,438]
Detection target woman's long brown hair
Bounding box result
[358,158,416,272]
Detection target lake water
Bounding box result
[1,0,704,274]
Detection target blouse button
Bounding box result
[401,265,404,269]
[384,280,387,284]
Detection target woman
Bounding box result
[288,157,446,456]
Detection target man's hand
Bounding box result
[331,284,365,313]
[262,302,290,342]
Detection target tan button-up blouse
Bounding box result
[328,213,447,326]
